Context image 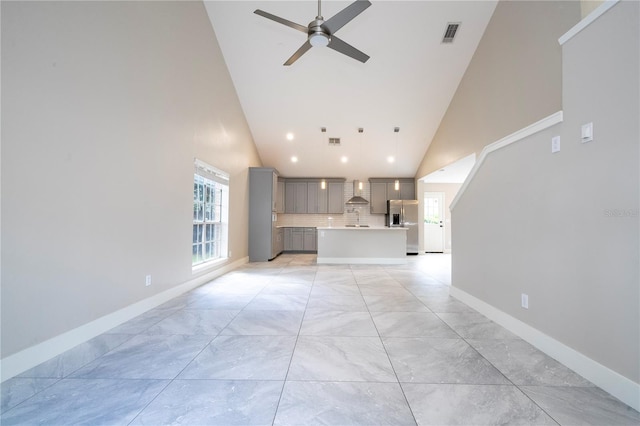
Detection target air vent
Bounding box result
[442,22,460,43]
[329,138,341,146]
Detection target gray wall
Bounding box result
[452,0,639,384]
[415,1,581,178]
[1,1,262,358]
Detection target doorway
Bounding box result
[424,192,444,253]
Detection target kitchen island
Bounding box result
[316,226,408,264]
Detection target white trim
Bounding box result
[450,286,640,412]
[0,256,248,382]
[450,111,563,211]
[316,257,408,265]
[559,0,620,45]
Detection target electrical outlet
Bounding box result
[551,136,561,153]
[521,293,529,309]
[145,275,152,287]
[581,122,593,143]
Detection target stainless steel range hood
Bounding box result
[346,180,369,205]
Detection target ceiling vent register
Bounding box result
[328,138,341,146]
[442,23,461,43]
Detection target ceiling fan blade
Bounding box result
[327,36,369,63]
[323,0,371,34]
[284,40,313,66]
[254,9,308,33]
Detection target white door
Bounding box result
[424,192,444,252]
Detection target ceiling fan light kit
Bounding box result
[254,0,371,66]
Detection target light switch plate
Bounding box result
[551,136,561,153]
[581,122,593,143]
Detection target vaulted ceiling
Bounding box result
[205,1,497,181]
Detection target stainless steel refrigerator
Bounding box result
[386,200,419,254]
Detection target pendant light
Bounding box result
[394,127,400,191]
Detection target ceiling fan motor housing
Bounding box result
[308,18,330,47]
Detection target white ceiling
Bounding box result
[205,1,497,181]
[422,153,475,183]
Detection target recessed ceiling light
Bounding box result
[341,156,348,163]
[286,132,294,141]
[291,156,298,163]
[387,156,395,163]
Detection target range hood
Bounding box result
[346,180,369,205]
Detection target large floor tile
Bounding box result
[17,334,132,378]
[371,311,459,338]
[187,293,257,310]
[70,334,212,379]
[306,295,367,311]
[0,378,167,425]
[418,296,476,313]
[274,381,416,426]
[436,312,519,339]
[521,386,640,425]
[310,283,362,296]
[220,310,304,335]
[402,383,557,425]
[287,336,397,382]
[131,380,282,426]
[243,294,308,310]
[467,339,592,386]
[300,310,378,336]
[364,294,430,312]
[259,282,312,295]
[179,335,296,380]
[1,378,59,413]
[144,309,238,335]
[105,309,175,334]
[358,284,413,296]
[383,337,510,384]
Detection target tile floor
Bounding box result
[2,253,639,425]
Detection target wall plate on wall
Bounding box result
[581,122,593,143]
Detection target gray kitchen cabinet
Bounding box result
[283,227,316,252]
[369,178,416,214]
[370,181,388,214]
[400,181,415,200]
[285,181,308,213]
[387,182,400,201]
[249,167,280,261]
[290,228,304,251]
[327,182,344,214]
[307,181,329,214]
[303,227,317,251]
[276,180,285,213]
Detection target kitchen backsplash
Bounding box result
[276,181,386,228]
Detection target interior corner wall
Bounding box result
[1,1,262,359]
[452,0,639,389]
[415,1,581,178]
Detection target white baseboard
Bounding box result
[0,256,248,382]
[450,286,640,412]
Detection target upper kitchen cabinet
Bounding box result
[369,178,416,214]
[327,181,344,214]
[285,180,308,213]
[276,179,285,213]
[307,181,327,214]
[283,178,345,214]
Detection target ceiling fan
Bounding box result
[254,0,371,66]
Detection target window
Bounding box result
[193,160,229,267]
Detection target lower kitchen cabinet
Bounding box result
[283,227,317,252]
